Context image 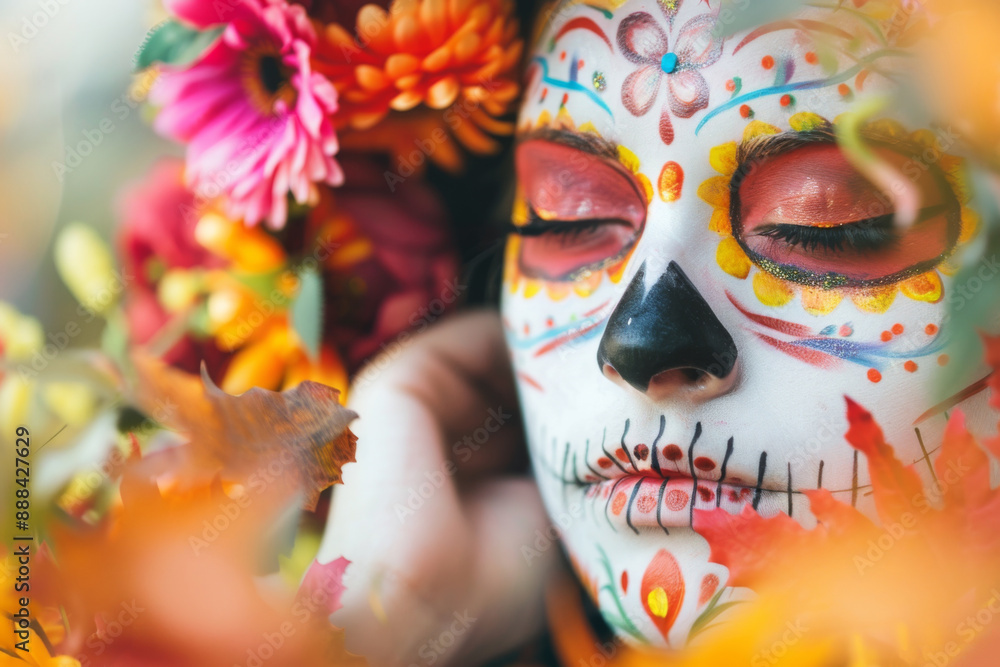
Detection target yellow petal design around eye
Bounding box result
[716,238,751,279]
[801,287,844,316]
[636,172,654,204]
[900,272,944,303]
[523,279,542,299]
[573,270,604,297]
[866,118,906,139]
[851,286,898,313]
[545,282,571,301]
[911,128,940,152]
[742,120,781,142]
[789,112,829,132]
[959,206,980,243]
[709,142,739,176]
[511,193,529,226]
[753,271,794,307]
[608,258,629,283]
[647,587,669,619]
[617,145,641,174]
[698,176,731,210]
[939,155,971,204]
[709,209,731,235]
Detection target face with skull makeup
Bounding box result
[502,0,995,648]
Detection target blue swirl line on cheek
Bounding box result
[694,49,908,135]
[792,330,948,371]
[531,56,614,117]
[506,307,610,351]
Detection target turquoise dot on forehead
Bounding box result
[660,52,678,74]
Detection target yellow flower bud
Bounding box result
[43,381,97,426]
[0,377,33,431]
[158,269,203,313]
[0,302,43,359]
[54,222,119,316]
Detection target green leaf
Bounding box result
[688,596,743,642]
[134,20,225,71]
[291,266,324,362]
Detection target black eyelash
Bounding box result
[755,215,899,252]
[754,203,951,253]
[508,208,625,239]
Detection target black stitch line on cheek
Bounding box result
[561,441,571,505]
[621,419,637,472]
[584,438,610,480]
[716,436,735,508]
[851,449,859,507]
[656,477,670,535]
[572,449,585,486]
[753,451,768,510]
[651,415,665,479]
[687,422,703,526]
[601,428,628,474]
[625,478,643,535]
[786,462,793,517]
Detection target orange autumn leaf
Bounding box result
[132,353,357,510]
[38,466,365,667]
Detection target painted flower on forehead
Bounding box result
[617,7,724,145]
[151,0,343,229]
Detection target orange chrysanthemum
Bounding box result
[315,0,523,166]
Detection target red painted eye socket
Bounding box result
[514,138,646,281]
[733,141,961,287]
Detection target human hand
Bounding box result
[316,310,558,666]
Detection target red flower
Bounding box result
[117,159,228,376]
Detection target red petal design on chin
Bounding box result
[640,549,686,642]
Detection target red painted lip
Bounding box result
[578,473,784,531]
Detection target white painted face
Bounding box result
[502,0,994,648]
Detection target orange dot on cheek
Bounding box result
[867,369,882,383]
[762,55,775,69]
[892,323,904,335]
[926,323,939,335]
[838,83,851,96]
[881,331,893,342]
[739,104,752,118]
[805,51,818,64]
[938,354,950,366]
[904,360,918,373]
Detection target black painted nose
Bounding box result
[597,261,738,399]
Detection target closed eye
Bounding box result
[511,131,646,281]
[731,131,961,288]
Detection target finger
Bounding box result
[317,311,530,663]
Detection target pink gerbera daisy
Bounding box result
[152,0,343,229]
